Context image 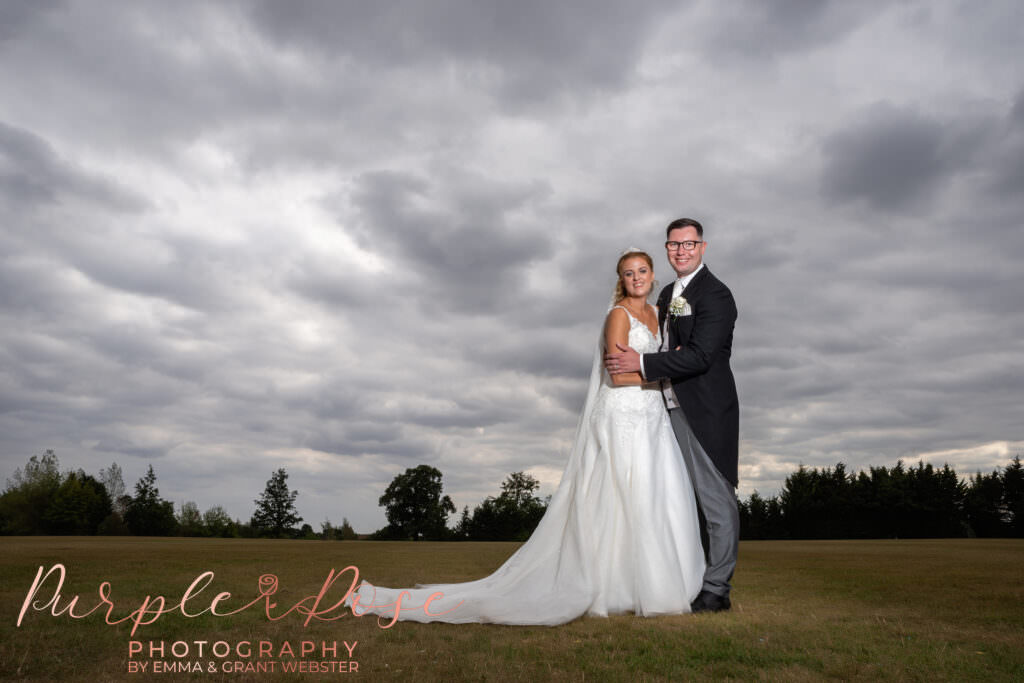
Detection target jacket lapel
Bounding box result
[656,286,670,329]
[681,266,708,299]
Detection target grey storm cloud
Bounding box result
[1,0,1022,531]
[242,0,669,105]
[988,89,1024,198]
[340,168,554,312]
[0,121,146,211]
[692,0,872,62]
[0,0,61,42]
[820,105,955,211]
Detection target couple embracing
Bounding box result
[351,217,739,624]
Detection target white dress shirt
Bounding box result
[640,263,704,408]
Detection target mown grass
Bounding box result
[1,538,1021,681]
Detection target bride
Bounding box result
[348,249,704,625]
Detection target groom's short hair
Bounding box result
[666,217,703,238]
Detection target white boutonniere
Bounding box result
[669,296,690,318]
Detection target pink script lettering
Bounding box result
[17,564,446,633]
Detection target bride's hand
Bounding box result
[604,343,641,374]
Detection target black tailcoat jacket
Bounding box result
[644,267,740,487]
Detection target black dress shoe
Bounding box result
[690,590,731,613]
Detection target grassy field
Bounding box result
[1,537,1022,682]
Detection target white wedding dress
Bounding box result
[348,307,704,624]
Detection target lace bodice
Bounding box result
[617,305,661,354]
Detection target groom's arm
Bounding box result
[642,284,736,381]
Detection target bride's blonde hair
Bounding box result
[614,250,656,303]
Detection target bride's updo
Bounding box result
[614,249,656,302]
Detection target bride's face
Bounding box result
[619,256,654,298]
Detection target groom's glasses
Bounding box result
[665,240,703,251]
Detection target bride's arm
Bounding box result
[604,309,644,386]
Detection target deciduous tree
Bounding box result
[378,465,454,540]
[45,470,111,535]
[177,501,204,536]
[98,462,127,516]
[0,450,62,534]
[465,471,547,542]
[202,505,235,537]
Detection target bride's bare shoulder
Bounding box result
[604,306,630,332]
[606,305,629,320]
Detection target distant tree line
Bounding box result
[6,450,1020,542]
[0,451,356,540]
[371,465,548,541]
[456,471,547,542]
[738,457,1024,540]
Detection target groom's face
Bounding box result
[666,226,707,278]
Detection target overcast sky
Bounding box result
[2,0,1022,533]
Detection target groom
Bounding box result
[605,217,739,613]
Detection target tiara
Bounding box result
[619,246,646,256]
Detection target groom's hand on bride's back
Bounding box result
[604,343,641,374]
